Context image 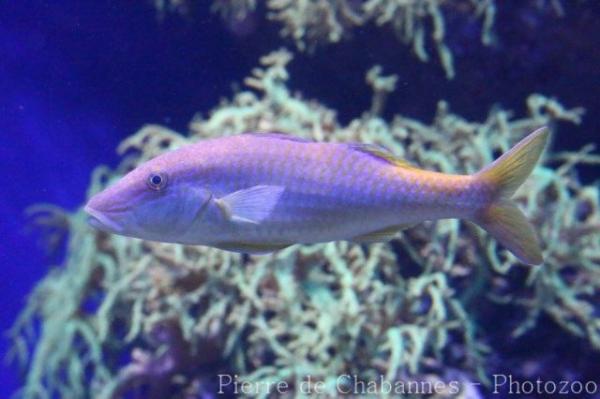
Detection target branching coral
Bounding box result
[361,0,495,79]
[162,0,496,78]
[265,0,364,50]
[211,0,257,22]
[159,1,581,79]
[9,50,599,398]
[490,142,600,347]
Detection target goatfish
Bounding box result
[85,128,548,265]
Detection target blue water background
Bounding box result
[1,1,598,396]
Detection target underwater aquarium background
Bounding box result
[1,1,599,398]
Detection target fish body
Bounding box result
[85,129,548,264]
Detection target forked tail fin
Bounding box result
[473,127,549,265]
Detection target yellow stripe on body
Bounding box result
[394,167,481,210]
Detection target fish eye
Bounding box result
[147,172,168,191]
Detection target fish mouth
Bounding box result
[84,205,123,233]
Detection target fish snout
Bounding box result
[85,186,131,213]
[84,193,125,233]
[84,203,123,233]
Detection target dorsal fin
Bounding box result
[244,132,313,143]
[348,143,417,169]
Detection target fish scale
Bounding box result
[209,136,471,235]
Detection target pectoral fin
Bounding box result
[215,185,285,224]
[351,224,415,243]
[215,241,291,254]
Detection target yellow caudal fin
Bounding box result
[473,127,549,265]
[476,127,549,199]
[476,201,543,265]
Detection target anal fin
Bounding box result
[351,224,414,243]
[214,241,291,254]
